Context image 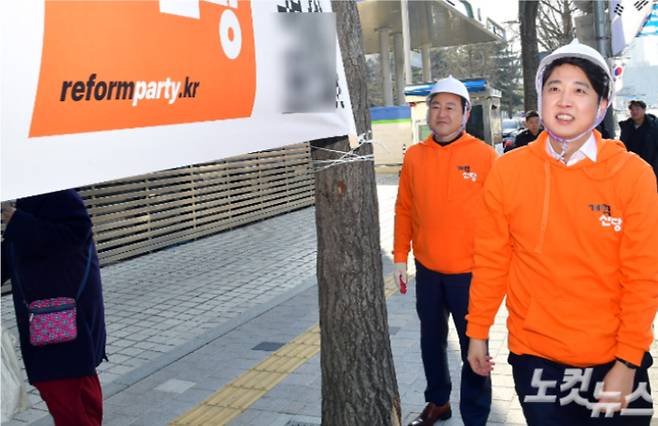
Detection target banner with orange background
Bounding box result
[30,0,256,136]
[1,0,355,200]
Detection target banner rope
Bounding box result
[310,131,378,172]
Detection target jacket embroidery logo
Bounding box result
[589,204,622,232]
[457,165,477,182]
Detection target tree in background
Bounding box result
[365,2,578,114]
[519,0,539,111]
[366,40,523,117]
[311,1,401,424]
[366,55,385,107]
[538,0,577,52]
[365,23,528,116]
[517,0,578,111]
[492,42,524,118]
[430,42,523,117]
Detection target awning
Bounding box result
[357,0,503,54]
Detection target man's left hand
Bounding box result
[598,361,637,410]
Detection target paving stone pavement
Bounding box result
[2,201,319,424]
[2,173,657,425]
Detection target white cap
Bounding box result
[535,39,614,107]
[427,75,470,110]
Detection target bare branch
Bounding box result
[540,0,564,16]
[537,0,576,50]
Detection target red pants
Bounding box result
[34,374,103,426]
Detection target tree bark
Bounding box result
[519,0,539,112]
[309,1,401,425]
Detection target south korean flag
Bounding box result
[610,0,655,55]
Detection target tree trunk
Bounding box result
[310,1,401,425]
[520,0,539,112]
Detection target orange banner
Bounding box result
[29,0,256,137]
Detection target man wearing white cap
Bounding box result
[394,76,496,426]
[467,40,658,425]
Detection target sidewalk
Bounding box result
[2,174,657,425]
[2,194,320,424]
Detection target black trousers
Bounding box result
[414,260,491,426]
[509,352,653,426]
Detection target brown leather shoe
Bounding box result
[408,402,452,426]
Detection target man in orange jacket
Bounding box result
[467,40,658,425]
[394,76,496,426]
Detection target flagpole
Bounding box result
[594,0,616,135]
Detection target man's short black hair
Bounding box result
[629,100,647,109]
[525,110,539,120]
[541,57,610,102]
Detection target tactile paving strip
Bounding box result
[170,275,403,425]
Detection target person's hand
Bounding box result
[468,338,494,376]
[393,262,407,294]
[597,361,637,410]
[1,202,16,225]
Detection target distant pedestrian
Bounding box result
[1,190,107,426]
[505,110,542,152]
[596,121,611,139]
[619,99,658,185]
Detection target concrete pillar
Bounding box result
[400,0,412,85]
[378,27,393,106]
[421,43,432,82]
[393,33,405,105]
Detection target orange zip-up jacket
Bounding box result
[394,133,497,274]
[466,131,658,367]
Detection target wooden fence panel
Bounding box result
[80,143,314,266]
[1,143,313,296]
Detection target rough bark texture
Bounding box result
[309,1,401,425]
[332,0,370,134]
[520,0,540,112]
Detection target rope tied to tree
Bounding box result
[311,131,376,172]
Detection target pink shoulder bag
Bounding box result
[10,243,93,346]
